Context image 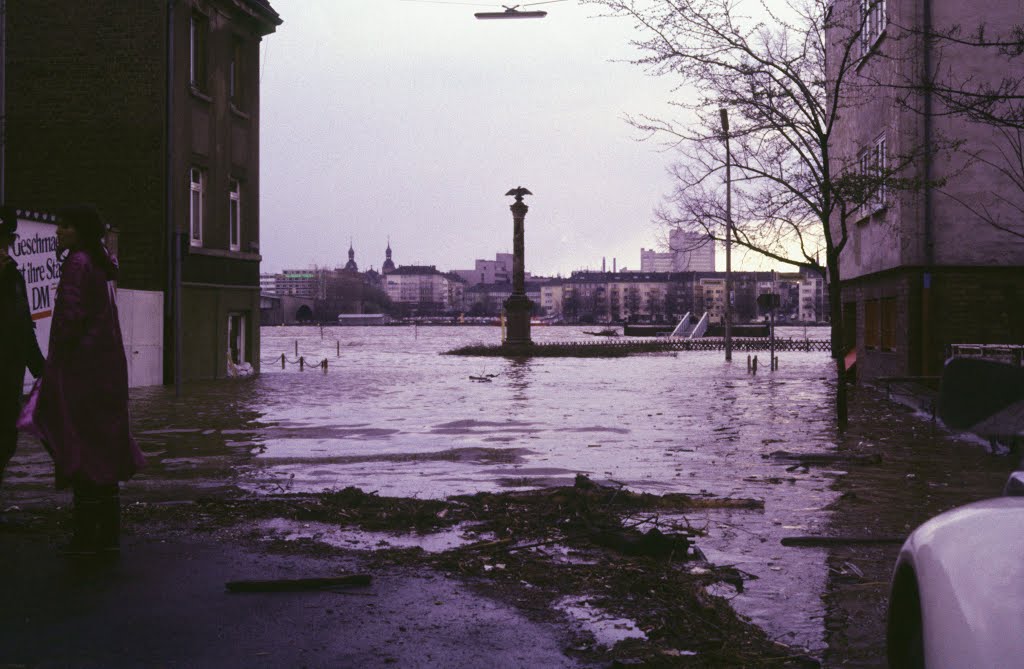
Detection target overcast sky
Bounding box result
[258,0,690,276]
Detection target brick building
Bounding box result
[828,0,1024,379]
[2,0,281,383]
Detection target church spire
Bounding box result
[344,237,358,272]
[382,236,396,273]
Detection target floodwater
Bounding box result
[7,325,1017,663]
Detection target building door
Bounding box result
[228,312,247,365]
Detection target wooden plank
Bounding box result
[225,574,372,592]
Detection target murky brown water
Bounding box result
[6,325,1018,664]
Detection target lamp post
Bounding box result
[503,186,533,346]
[720,108,733,362]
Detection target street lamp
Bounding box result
[720,108,733,362]
[475,7,548,19]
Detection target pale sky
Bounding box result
[258,0,689,276]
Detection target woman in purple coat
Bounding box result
[20,205,144,555]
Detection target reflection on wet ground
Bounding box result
[6,325,1018,663]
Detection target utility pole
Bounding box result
[720,108,733,362]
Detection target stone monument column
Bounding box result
[503,187,533,346]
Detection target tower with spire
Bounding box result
[382,237,396,274]
[343,238,358,272]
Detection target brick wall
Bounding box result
[5,1,167,292]
[843,267,1024,380]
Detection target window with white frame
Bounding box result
[190,167,204,246]
[229,179,241,251]
[859,0,886,56]
[858,134,886,211]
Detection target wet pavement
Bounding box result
[2,325,1019,666]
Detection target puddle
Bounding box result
[257,517,494,552]
[554,595,647,648]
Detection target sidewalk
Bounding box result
[0,522,583,669]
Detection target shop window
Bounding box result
[864,299,880,349]
[880,297,897,351]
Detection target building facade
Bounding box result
[829,0,1024,379]
[3,0,282,383]
[640,230,716,273]
[384,265,461,315]
[453,252,529,286]
[549,270,785,324]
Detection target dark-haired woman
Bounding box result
[19,205,144,555]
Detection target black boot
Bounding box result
[61,494,99,557]
[96,486,121,556]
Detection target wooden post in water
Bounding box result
[294,340,298,357]
[299,356,305,371]
[281,353,285,369]
[337,341,340,357]
[752,355,758,374]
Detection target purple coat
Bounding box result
[18,249,144,488]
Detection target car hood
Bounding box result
[896,496,1024,669]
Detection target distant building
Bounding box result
[382,239,396,273]
[540,280,565,319]
[274,270,319,298]
[798,268,828,324]
[640,230,716,273]
[639,249,675,273]
[453,252,532,286]
[3,0,282,383]
[384,265,461,315]
[554,270,784,324]
[343,241,358,272]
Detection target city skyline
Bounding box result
[257,1,686,278]
[260,234,794,276]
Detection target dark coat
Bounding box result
[18,250,144,487]
[0,258,45,406]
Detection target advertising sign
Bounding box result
[11,216,60,389]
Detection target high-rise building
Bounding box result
[640,230,715,273]
[669,229,715,272]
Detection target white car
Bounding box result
[887,471,1024,668]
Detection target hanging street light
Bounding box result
[475,6,548,19]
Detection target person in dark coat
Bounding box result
[0,206,45,488]
[18,205,144,555]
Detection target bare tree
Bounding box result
[886,21,1024,240]
[585,0,922,425]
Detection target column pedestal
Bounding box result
[504,294,533,346]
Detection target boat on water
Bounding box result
[584,328,620,337]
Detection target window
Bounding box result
[858,134,886,211]
[227,312,247,365]
[864,299,880,349]
[880,298,897,351]
[859,0,886,55]
[190,167,204,247]
[189,12,209,92]
[229,37,244,107]
[229,179,241,251]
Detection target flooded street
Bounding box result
[7,325,1018,665]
